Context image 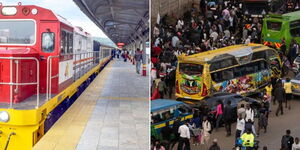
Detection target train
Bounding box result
[0,3,115,150]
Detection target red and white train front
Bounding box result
[0,4,94,107]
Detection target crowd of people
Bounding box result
[151,87,299,150]
[151,0,300,150]
[151,0,300,99]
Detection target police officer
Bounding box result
[241,129,255,150]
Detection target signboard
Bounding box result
[117,43,125,46]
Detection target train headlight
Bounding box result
[31,8,38,15]
[0,111,9,122]
[1,7,17,16]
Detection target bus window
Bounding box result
[252,51,266,60]
[179,63,203,76]
[178,104,192,115]
[267,21,282,31]
[210,58,237,71]
[222,68,234,81]
[152,113,163,124]
[290,28,300,37]
[162,110,174,121]
[267,49,277,58]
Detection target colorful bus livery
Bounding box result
[262,11,300,52]
[176,44,282,101]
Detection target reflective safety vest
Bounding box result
[241,133,255,147]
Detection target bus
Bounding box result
[175,44,282,101]
[262,11,300,53]
[242,0,269,18]
[151,99,193,140]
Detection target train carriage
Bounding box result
[0,3,113,150]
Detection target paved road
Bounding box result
[171,99,300,150]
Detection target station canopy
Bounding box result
[73,0,149,45]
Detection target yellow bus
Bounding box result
[175,44,282,101]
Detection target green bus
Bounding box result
[262,11,300,54]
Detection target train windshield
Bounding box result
[0,20,35,45]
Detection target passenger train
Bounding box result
[0,3,114,150]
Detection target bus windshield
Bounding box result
[267,21,282,31]
[0,20,35,45]
[179,63,203,76]
[290,27,300,37]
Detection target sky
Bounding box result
[0,0,108,38]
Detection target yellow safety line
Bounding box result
[33,61,114,150]
[99,97,149,101]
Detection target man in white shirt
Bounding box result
[236,114,245,140]
[293,137,300,150]
[245,104,254,123]
[238,104,246,119]
[172,35,179,48]
[178,120,191,150]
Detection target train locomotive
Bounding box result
[0,3,113,150]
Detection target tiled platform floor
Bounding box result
[76,59,149,150]
[33,59,149,150]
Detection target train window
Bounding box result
[60,31,66,54]
[68,33,73,53]
[42,32,55,52]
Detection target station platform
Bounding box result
[33,59,149,150]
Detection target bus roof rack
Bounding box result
[266,13,290,20]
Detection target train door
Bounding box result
[39,21,59,95]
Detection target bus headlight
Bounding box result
[0,111,9,122]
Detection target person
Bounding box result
[281,39,287,55]
[214,100,223,131]
[242,119,258,137]
[209,139,221,150]
[187,118,201,146]
[223,100,232,136]
[154,140,166,150]
[240,129,255,149]
[178,120,191,150]
[275,82,286,116]
[271,77,278,105]
[134,48,143,74]
[191,112,201,145]
[292,137,300,150]
[284,78,292,109]
[161,121,172,142]
[157,78,167,99]
[201,116,212,147]
[262,94,271,118]
[236,114,246,140]
[265,83,273,107]
[238,104,246,119]
[263,146,268,150]
[171,117,181,149]
[245,104,254,123]
[258,103,268,135]
[281,129,294,150]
